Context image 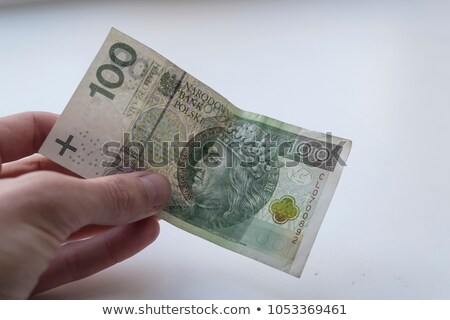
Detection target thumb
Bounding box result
[0,170,170,298]
[8,171,171,241]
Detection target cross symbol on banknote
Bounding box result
[55,135,77,156]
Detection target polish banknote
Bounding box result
[39,28,351,277]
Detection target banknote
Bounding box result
[39,28,351,277]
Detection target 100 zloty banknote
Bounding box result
[40,28,352,277]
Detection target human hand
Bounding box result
[0,112,171,299]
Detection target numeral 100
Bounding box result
[89,42,137,100]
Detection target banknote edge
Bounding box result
[288,139,352,276]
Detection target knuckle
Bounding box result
[102,177,141,216]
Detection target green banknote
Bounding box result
[39,28,351,277]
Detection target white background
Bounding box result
[0,0,449,299]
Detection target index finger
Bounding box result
[0,112,58,165]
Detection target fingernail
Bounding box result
[138,173,171,208]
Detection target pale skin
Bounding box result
[0,112,171,299]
